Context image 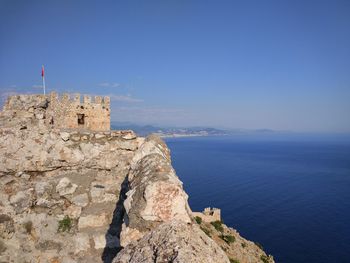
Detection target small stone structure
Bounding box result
[192,207,221,223]
[2,92,110,131]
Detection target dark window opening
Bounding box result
[77,114,85,125]
[49,117,54,125]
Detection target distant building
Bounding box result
[192,207,221,223]
[2,92,110,131]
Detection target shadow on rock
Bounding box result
[101,176,129,263]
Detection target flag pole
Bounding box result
[42,65,46,95]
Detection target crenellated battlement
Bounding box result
[2,91,111,131]
[49,92,110,107]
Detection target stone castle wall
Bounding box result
[192,207,221,223]
[2,92,110,131]
[0,127,143,263]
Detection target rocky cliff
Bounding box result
[0,96,274,263]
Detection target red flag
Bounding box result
[41,66,44,77]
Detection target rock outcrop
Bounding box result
[119,135,192,247]
[0,95,274,263]
[115,221,230,263]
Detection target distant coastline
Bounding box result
[154,132,219,138]
[111,122,231,137]
[111,122,350,142]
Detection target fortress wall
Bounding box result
[1,92,110,131]
[2,94,48,111]
[0,128,141,262]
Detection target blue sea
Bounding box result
[165,135,350,263]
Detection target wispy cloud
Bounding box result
[108,94,143,103]
[120,107,183,114]
[98,82,120,88]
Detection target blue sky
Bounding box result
[0,0,349,132]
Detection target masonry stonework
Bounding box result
[192,207,221,223]
[3,92,110,131]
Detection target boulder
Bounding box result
[119,135,192,247]
[114,221,230,263]
[56,177,78,196]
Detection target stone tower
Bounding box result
[2,92,110,131]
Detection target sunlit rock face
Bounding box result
[119,135,192,247]
[0,95,274,263]
[115,220,230,263]
[0,126,139,262]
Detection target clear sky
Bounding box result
[0,0,349,132]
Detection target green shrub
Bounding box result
[260,255,270,263]
[210,220,224,232]
[200,226,211,237]
[255,242,264,250]
[219,234,235,244]
[229,259,240,263]
[58,216,72,232]
[194,216,202,224]
[241,242,247,248]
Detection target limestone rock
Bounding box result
[35,197,59,208]
[60,132,70,141]
[78,214,108,229]
[141,180,191,222]
[0,214,15,239]
[0,97,275,263]
[56,177,78,196]
[119,224,144,247]
[114,221,230,263]
[121,131,136,140]
[95,133,105,139]
[64,205,82,219]
[9,190,33,213]
[35,181,53,196]
[93,234,106,249]
[90,182,117,203]
[71,193,89,207]
[120,135,192,246]
[74,233,90,254]
[129,134,170,172]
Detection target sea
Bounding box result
[165,134,350,263]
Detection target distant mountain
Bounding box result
[111,122,277,138]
